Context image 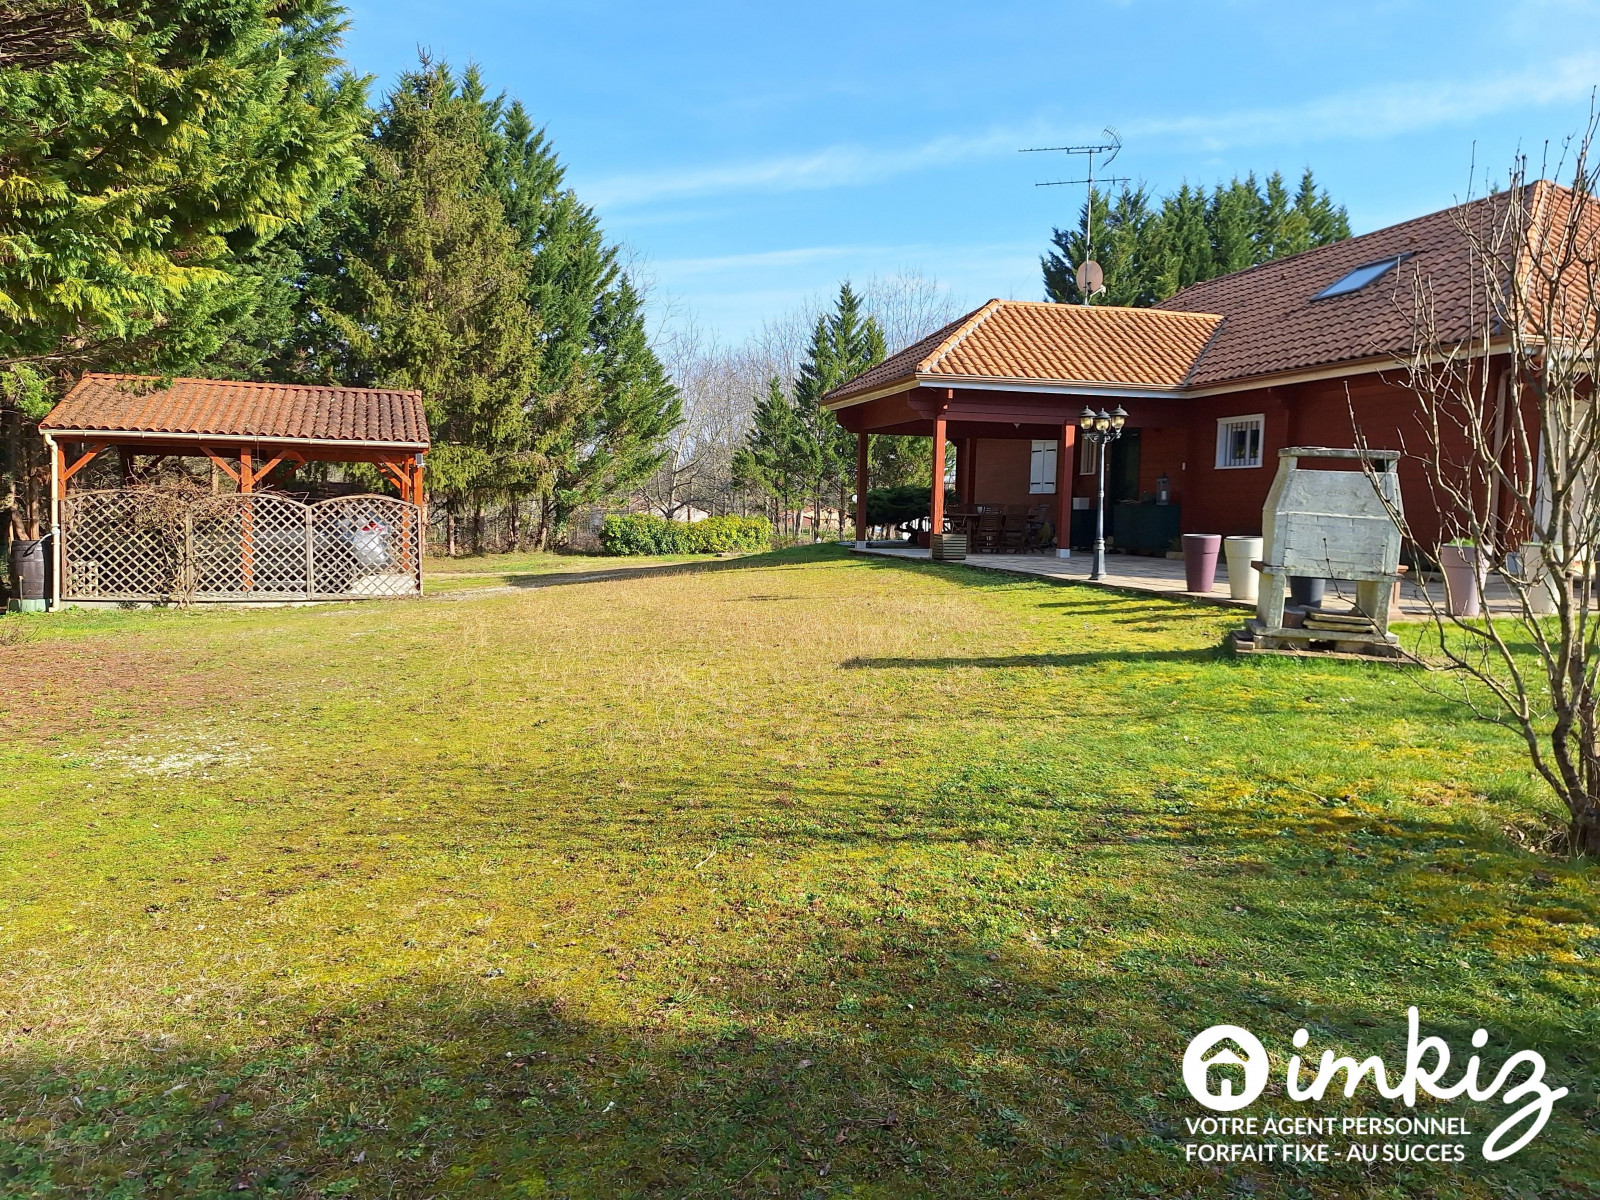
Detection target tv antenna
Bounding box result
[1021,127,1128,305]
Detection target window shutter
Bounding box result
[1029,440,1057,493]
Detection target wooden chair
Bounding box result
[1001,512,1027,551]
[975,512,1004,552]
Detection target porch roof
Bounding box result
[41,374,429,453]
[823,299,1224,409]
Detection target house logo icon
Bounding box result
[1183,1024,1269,1112]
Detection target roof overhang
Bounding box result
[826,336,1518,413]
[824,374,1188,411]
[1180,336,1514,396]
[40,429,429,453]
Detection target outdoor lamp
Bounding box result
[1078,403,1130,583]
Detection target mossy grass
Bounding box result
[0,546,1594,1198]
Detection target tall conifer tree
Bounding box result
[1042,168,1350,307]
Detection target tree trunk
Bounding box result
[472,502,483,554]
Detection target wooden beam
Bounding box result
[200,446,241,484]
[250,448,293,486]
[378,459,411,501]
[239,447,253,494]
[60,441,108,484]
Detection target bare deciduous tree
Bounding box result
[1373,124,1600,856]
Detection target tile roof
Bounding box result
[824,299,1225,405]
[1155,183,1559,387]
[826,182,1585,404]
[42,375,429,448]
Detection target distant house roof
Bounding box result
[824,299,1225,407]
[42,375,429,449]
[825,182,1580,406]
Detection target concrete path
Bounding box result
[852,545,1528,621]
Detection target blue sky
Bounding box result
[343,0,1600,344]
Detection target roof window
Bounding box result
[1313,253,1411,300]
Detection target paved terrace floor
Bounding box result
[853,545,1529,622]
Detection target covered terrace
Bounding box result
[824,299,1223,553]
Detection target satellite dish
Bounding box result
[1075,259,1105,296]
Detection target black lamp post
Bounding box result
[1078,404,1127,581]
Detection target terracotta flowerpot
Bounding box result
[1183,533,1222,593]
[1439,544,1484,617]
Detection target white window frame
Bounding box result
[1215,414,1265,470]
[1029,440,1057,494]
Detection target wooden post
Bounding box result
[930,413,947,540]
[239,448,254,593]
[854,432,869,547]
[50,436,64,609]
[1056,418,1076,558]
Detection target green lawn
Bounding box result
[0,546,1595,1198]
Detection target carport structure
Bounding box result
[38,374,430,606]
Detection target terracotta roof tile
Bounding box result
[1155,183,1559,387]
[825,299,1224,404]
[828,183,1591,404]
[41,375,429,448]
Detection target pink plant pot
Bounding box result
[1183,533,1223,593]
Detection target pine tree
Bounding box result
[477,88,679,546]
[0,0,366,370]
[0,0,366,540]
[1041,169,1350,309]
[1042,186,1166,306]
[792,283,885,537]
[733,378,807,536]
[543,276,681,541]
[311,59,546,546]
[1208,175,1262,276]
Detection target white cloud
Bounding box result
[580,127,1034,209]
[1124,53,1600,150]
[580,54,1600,212]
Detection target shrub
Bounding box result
[599,513,771,556]
[689,515,772,553]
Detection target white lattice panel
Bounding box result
[60,490,423,603]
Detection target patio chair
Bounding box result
[974,512,1004,552]
[1001,512,1027,551]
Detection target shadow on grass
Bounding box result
[841,648,1222,670]
[2,879,1586,1200]
[428,546,856,596]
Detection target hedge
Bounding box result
[599,513,772,556]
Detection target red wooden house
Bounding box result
[825,182,1577,555]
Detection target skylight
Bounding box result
[1313,254,1410,300]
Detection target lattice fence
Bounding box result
[61,490,422,603]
